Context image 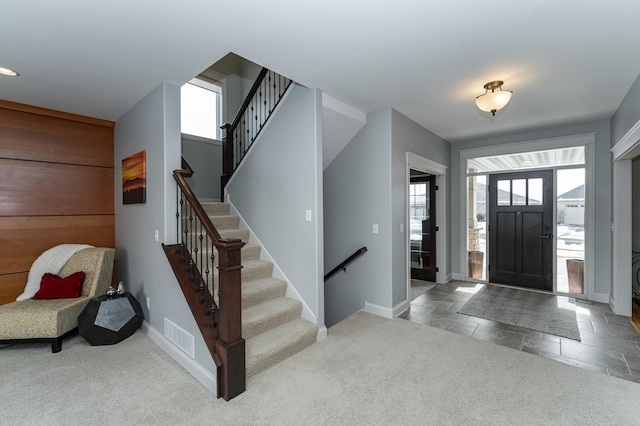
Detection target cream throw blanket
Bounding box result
[16,244,94,301]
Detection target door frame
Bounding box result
[405,152,447,301]
[610,119,640,316]
[459,133,596,299]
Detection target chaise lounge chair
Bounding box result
[0,247,115,353]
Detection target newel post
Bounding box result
[220,123,233,201]
[215,239,245,400]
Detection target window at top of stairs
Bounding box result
[181,78,222,141]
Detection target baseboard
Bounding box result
[608,294,633,316]
[316,326,328,342]
[444,273,453,283]
[141,321,217,394]
[363,301,394,319]
[392,300,410,317]
[451,272,465,281]
[594,292,610,304]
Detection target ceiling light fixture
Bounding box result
[0,67,19,76]
[475,80,512,116]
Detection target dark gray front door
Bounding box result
[489,170,553,291]
[410,172,436,282]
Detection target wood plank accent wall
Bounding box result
[0,100,115,306]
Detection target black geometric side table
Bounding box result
[78,292,144,346]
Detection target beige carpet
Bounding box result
[1,313,639,425]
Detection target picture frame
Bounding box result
[122,150,146,204]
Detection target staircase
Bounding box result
[203,201,317,376]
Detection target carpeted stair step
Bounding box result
[243,297,302,339]
[214,259,273,286]
[242,277,287,309]
[201,202,230,216]
[219,228,250,243]
[246,318,318,377]
[208,214,239,230]
[241,259,273,281]
[240,244,261,261]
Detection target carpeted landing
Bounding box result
[2,312,639,425]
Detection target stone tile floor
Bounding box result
[398,280,640,384]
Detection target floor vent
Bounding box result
[164,317,195,359]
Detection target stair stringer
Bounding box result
[227,198,326,342]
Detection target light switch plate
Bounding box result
[373,224,379,234]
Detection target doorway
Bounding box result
[488,170,554,291]
[462,139,595,298]
[410,171,436,282]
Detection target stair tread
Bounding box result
[208,215,240,230]
[200,202,230,216]
[219,228,250,242]
[242,277,286,307]
[246,318,317,376]
[214,258,273,285]
[242,297,301,338]
[243,258,272,268]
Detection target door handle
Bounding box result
[539,234,553,239]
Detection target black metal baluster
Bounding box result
[176,183,180,247]
[209,238,217,329]
[186,202,194,274]
[193,218,200,289]
[177,186,185,257]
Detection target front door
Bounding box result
[410,172,436,282]
[489,170,553,291]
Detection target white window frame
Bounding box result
[181,77,224,141]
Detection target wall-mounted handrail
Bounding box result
[324,247,368,281]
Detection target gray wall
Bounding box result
[390,110,450,305]
[324,109,392,327]
[114,83,217,374]
[225,84,325,328]
[224,66,262,124]
[612,73,640,145]
[450,121,612,296]
[181,135,222,201]
[612,73,640,253]
[323,108,450,325]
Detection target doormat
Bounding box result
[458,285,581,341]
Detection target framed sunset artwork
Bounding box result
[122,150,146,204]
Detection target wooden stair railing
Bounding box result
[163,157,246,401]
[220,67,293,198]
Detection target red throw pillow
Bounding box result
[33,272,86,299]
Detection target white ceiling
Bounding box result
[2,1,640,143]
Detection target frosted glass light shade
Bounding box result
[475,90,512,115]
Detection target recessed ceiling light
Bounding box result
[0,67,19,76]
